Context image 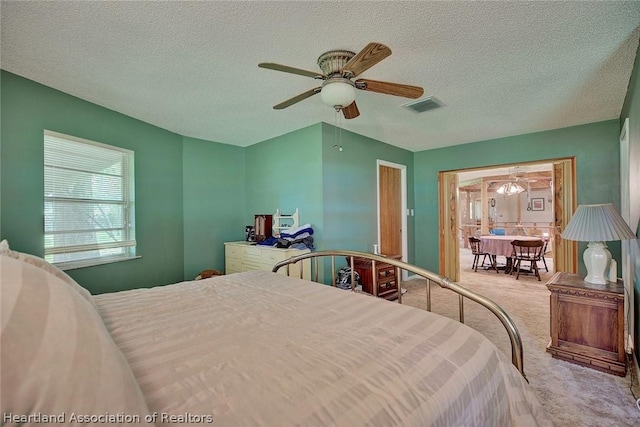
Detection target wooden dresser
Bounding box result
[545,272,626,376]
[352,254,402,300]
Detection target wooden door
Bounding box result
[439,171,459,281]
[553,159,577,273]
[379,165,402,257]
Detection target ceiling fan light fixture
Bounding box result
[320,79,356,108]
[496,182,525,196]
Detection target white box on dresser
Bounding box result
[224,241,311,280]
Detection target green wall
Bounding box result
[321,123,414,259]
[182,136,246,280]
[242,122,414,282]
[244,123,325,249]
[0,71,413,292]
[0,68,629,299]
[0,70,187,294]
[413,120,622,274]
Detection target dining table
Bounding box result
[479,235,543,273]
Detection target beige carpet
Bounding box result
[400,250,640,426]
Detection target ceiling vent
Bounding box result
[402,96,444,113]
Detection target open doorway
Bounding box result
[458,163,555,274]
[438,158,577,281]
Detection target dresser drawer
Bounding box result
[226,244,243,259]
[262,250,287,264]
[243,260,262,271]
[244,246,262,263]
[225,257,243,272]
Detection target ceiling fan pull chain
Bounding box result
[333,109,343,151]
[338,109,343,151]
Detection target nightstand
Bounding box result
[352,255,402,300]
[545,272,626,376]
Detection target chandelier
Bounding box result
[496,181,525,196]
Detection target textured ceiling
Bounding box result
[2,1,639,152]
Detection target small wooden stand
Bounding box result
[545,272,626,376]
[352,255,402,300]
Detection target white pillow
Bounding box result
[0,239,97,309]
[0,256,152,425]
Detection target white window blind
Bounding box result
[44,130,136,269]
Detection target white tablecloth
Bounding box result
[480,235,543,257]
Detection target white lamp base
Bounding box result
[583,241,611,285]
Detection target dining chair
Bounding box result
[538,238,550,272]
[469,237,496,273]
[510,239,545,281]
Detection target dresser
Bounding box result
[224,241,311,280]
[545,272,626,376]
[352,254,402,300]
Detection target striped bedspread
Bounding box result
[94,271,551,426]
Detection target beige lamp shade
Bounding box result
[561,204,635,242]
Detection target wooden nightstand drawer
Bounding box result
[378,266,395,280]
[377,280,397,295]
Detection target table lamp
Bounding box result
[561,203,636,284]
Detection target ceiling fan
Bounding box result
[492,168,552,197]
[258,42,424,119]
[495,170,550,185]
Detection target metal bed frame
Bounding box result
[273,249,527,381]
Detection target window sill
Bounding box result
[55,255,142,271]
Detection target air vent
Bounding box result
[402,96,444,113]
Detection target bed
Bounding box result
[1,243,552,426]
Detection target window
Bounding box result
[44,130,136,269]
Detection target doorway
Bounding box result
[377,160,407,268]
[438,158,577,281]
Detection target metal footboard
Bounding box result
[272,249,527,381]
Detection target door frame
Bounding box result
[620,117,634,350]
[439,158,577,281]
[377,160,408,275]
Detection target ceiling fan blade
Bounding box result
[258,63,326,79]
[341,42,391,77]
[341,101,360,119]
[355,78,424,99]
[273,87,321,110]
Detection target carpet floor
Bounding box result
[399,249,640,426]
